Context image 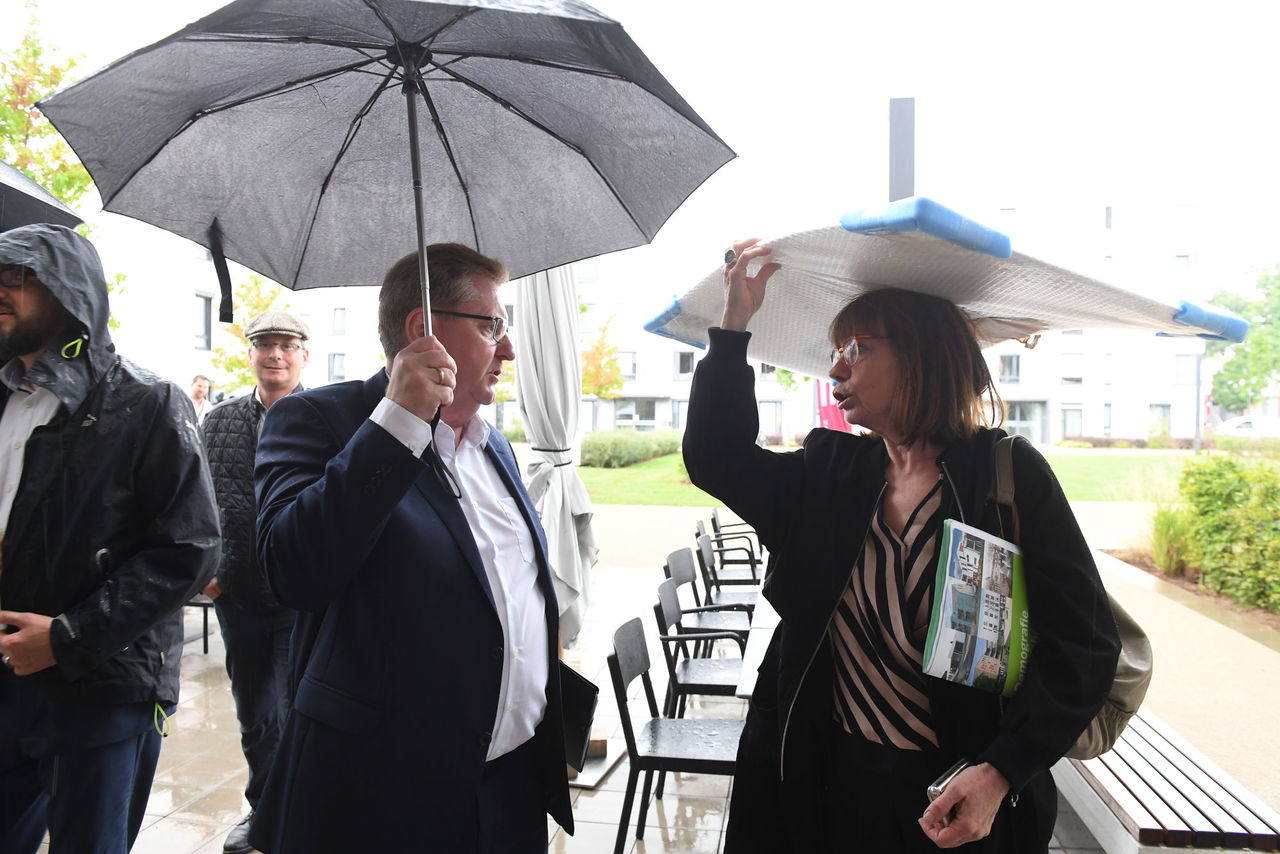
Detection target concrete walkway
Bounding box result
[585,501,1280,811]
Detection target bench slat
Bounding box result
[1131,722,1259,850]
[1129,715,1280,851]
[1074,756,1166,846]
[1111,738,1224,847]
[1098,749,1195,846]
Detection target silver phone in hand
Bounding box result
[927,759,972,802]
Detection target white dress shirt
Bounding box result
[370,396,549,761]
[0,361,62,538]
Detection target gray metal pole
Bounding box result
[889,98,915,202]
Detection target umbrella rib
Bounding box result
[412,77,482,249]
[184,34,390,51]
[291,63,402,287]
[191,55,388,118]
[433,65,650,241]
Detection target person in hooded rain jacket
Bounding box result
[0,224,221,854]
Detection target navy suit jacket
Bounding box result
[249,370,572,852]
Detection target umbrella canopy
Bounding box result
[646,197,1249,377]
[0,161,82,232]
[39,0,733,319]
[513,265,597,646]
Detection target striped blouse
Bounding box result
[829,478,944,750]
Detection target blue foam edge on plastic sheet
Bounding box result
[839,197,1013,260]
[1158,300,1249,343]
[643,299,707,349]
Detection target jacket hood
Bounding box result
[0,223,114,411]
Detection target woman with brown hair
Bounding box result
[684,238,1120,852]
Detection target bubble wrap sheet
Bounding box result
[647,224,1243,378]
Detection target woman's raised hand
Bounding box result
[720,237,781,332]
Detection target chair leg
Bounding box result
[202,605,210,654]
[676,692,688,719]
[656,767,667,799]
[614,765,641,854]
[636,768,655,841]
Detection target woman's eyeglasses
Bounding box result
[430,309,508,343]
[828,335,883,368]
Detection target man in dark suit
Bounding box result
[249,244,572,853]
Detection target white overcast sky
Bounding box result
[4,0,1280,322]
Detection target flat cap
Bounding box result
[244,309,309,341]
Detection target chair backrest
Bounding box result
[655,578,683,634]
[696,534,721,585]
[710,508,725,535]
[653,579,690,678]
[694,519,707,540]
[607,617,660,758]
[665,547,703,605]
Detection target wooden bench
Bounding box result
[1052,711,1280,852]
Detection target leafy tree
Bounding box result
[1209,267,1280,414]
[581,315,623,399]
[210,275,290,394]
[771,367,810,394]
[0,13,91,205]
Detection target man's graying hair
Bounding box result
[378,243,508,359]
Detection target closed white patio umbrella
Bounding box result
[514,265,597,646]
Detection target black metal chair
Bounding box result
[695,535,760,612]
[653,578,744,719]
[694,519,759,583]
[661,548,751,647]
[607,617,742,854]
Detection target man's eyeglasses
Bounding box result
[828,335,883,368]
[250,340,304,353]
[0,265,35,288]
[430,309,508,343]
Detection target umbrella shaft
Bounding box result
[404,81,432,337]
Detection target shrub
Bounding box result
[1112,440,1132,449]
[502,422,526,443]
[1176,456,1280,613]
[793,431,811,446]
[581,429,682,468]
[1057,439,1092,449]
[762,433,783,446]
[1216,436,1280,460]
[1150,504,1194,577]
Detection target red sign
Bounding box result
[816,379,853,433]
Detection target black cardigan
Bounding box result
[684,329,1119,800]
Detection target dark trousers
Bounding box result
[213,595,294,809]
[475,736,549,854]
[823,723,1053,853]
[0,668,163,854]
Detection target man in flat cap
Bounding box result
[0,224,219,854]
[199,309,308,854]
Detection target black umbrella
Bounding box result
[0,161,83,232]
[39,0,733,329]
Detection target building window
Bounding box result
[617,351,636,380]
[999,355,1020,384]
[1175,353,1197,386]
[760,363,777,375]
[328,353,346,382]
[1103,403,1112,437]
[1005,401,1043,442]
[195,293,213,350]
[758,401,782,437]
[675,351,695,377]
[332,307,347,335]
[1150,404,1171,436]
[1062,406,1083,438]
[1061,353,1083,385]
[672,399,687,429]
[616,398,656,430]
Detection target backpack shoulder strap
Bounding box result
[990,434,1023,543]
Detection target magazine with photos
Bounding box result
[923,519,1032,697]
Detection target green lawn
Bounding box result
[578,449,1191,506]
